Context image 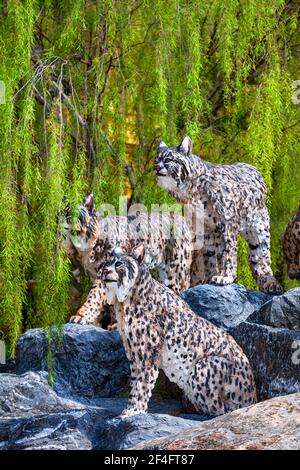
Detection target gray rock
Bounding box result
[104,413,199,450]
[0,409,102,450]
[0,371,82,417]
[230,321,300,400]
[15,324,190,406]
[0,371,197,450]
[249,288,300,330]
[134,393,300,450]
[181,283,272,329]
[16,324,130,398]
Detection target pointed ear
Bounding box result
[179,135,193,155]
[83,192,94,212]
[157,140,168,151]
[131,243,145,264]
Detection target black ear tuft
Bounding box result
[179,135,193,155]
[130,242,145,264]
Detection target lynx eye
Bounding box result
[115,260,123,268]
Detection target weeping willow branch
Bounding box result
[0,0,299,353]
[33,72,136,190]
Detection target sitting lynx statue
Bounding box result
[101,243,257,417]
[154,135,282,294]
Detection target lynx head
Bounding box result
[75,192,99,245]
[154,135,201,193]
[101,243,145,304]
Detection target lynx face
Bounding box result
[154,136,197,192]
[101,252,140,304]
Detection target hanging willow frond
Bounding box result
[0,0,299,353]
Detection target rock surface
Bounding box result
[16,324,130,398]
[0,371,81,417]
[7,285,300,450]
[249,288,300,330]
[134,393,300,450]
[0,371,197,450]
[230,321,300,400]
[103,413,200,450]
[181,283,273,329]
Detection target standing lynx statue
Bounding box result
[154,135,282,294]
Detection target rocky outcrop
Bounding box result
[5,284,300,450]
[230,321,300,400]
[16,324,130,399]
[15,288,300,405]
[181,283,300,400]
[248,288,300,330]
[0,371,81,417]
[0,371,197,450]
[134,393,300,450]
[181,283,273,329]
[103,413,200,450]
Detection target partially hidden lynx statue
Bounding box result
[63,193,194,325]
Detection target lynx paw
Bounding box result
[69,314,88,324]
[259,276,283,295]
[120,408,146,419]
[210,275,235,285]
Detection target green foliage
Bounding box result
[0,0,299,352]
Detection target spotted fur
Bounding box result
[65,194,193,325]
[154,136,282,294]
[101,243,257,418]
[283,206,300,280]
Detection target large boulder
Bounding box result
[103,413,203,450]
[182,284,300,400]
[16,324,130,399]
[230,321,300,400]
[0,371,197,450]
[249,288,300,330]
[134,393,300,450]
[0,371,81,417]
[181,283,273,329]
[15,324,190,405]
[0,371,110,450]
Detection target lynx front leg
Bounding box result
[243,209,282,294]
[69,277,106,324]
[214,224,238,284]
[121,363,160,418]
[158,240,193,292]
[199,225,238,285]
[190,227,219,286]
